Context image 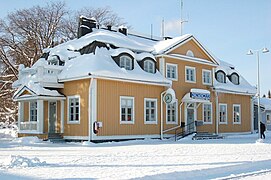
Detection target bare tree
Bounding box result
[0,2,127,123]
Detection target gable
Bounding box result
[20,90,32,96]
[167,38,218,65]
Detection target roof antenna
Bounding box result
[180,0,188,35]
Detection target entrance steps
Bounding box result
[192,132,224,140]
[48,133,65,143]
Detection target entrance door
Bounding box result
[186,103,195,132]
[49,102,57,133]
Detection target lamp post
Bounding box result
[247,47,269,139]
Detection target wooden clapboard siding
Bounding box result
[56,101,61,133]
[59,79,90,137]
[97,79,169,136]
[170,39,213,63]
[23,102,29,122]
[217,93,251,133]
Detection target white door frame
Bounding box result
[185,102,197,132]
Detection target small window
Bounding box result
[144,98,157,124]
[144,60,155,73]
[68,96,80,123]
[267,113,271,125]
[120,96,134,124]
[186,50,194,57]
[216,70,226,83]
[29,101,37,121]
[166,63,178,81]
[219,104,227,124]
[230,73,239,85]
[120,55,132,70]
[203,103,212,124]
[48,55,59,66]
[202,69,212,85]
[166,101,178,124]
[185,66,196,83]
[233,104,241,124]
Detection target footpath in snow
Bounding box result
[0,126,271,179]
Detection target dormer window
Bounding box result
[186,50,194,57]
[215,70,226,83]
[48,55,59,65]
[47,55,64,66]
[120,55,132,70]
[144,60,155,73]
[229,73,239,85]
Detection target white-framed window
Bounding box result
[166,63,178,81]
[202,69,212,85]
[219,103,227,124]
[233,104,241,124]
[29,101,37,121]
[185,66,196,83]
[202,103,212,124]
[120,55,132,70]
[267,113,271,125]
[166,100,178,124]
[144,98,157,124]
[144,60,155,73]
[120,96,134,124]
[216,71,226,83]
[230,73,239,85]
[186,50,194,57]
[67,95,80,124]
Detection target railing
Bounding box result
[19,121,38,131]
[175,121,196,141]
[15,64,63,88]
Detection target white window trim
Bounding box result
[144,98,158,125]
[219,103,227,124]
[185,66,196,83]
[29,101,37,122]
[120,55,133,70]
[120,96,135,124]
[166,99,178,125]
[233,104,241,124]
[202,103,212,124]
[186,50,194,57]
[166,63,178,81]
[202,69,212,85]
[144,60,155,74]
[67,95,80,124]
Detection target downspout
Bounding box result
[179,102,183,126]
[160,90,167,140]
[88,78,94,142]
[215,91,219,134]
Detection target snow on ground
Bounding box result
[0,129,271,179]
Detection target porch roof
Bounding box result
[182,89,211,103]
[13,83,65,101]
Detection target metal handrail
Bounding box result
[175,121,195,141]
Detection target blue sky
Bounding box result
[1,0,270,95]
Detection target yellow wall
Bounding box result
[170,39,213,63]
[97,79,169,136]
[59,79,90,137]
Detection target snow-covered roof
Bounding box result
[153,34,192,54]
[254,98,271,111]
[214,60,256,95]
[13,82,63,100]
[58,47,170,85]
